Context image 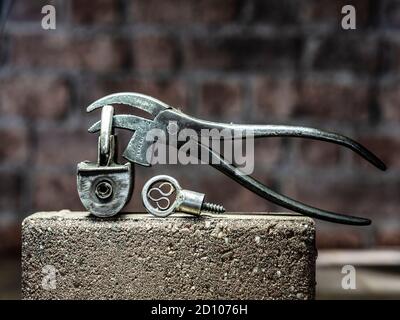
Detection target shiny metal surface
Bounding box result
[99,105,114,166]
[141,175,224,217]
[77,104,133,217]
[86,92,387,225]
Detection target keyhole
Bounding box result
[147,181,176,211]
[95,180,113,200]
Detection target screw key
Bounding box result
[141,175,225,217]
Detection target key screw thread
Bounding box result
[202,202,225,214]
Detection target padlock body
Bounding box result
[77,161,133,217]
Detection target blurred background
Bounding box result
[0,0,399,299]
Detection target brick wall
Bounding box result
[0,0,399,252]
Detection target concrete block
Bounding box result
[22,211,316,299]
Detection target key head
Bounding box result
[141,175,181,217]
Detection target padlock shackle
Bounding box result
[99,105,114,166]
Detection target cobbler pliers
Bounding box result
[85,92,386,225]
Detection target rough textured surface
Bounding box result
[22,211,316,300]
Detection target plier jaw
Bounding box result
[86,92,387,226]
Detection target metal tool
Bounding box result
[77,105,133,217]
[142,175,225,217]
[84,92,387,225]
